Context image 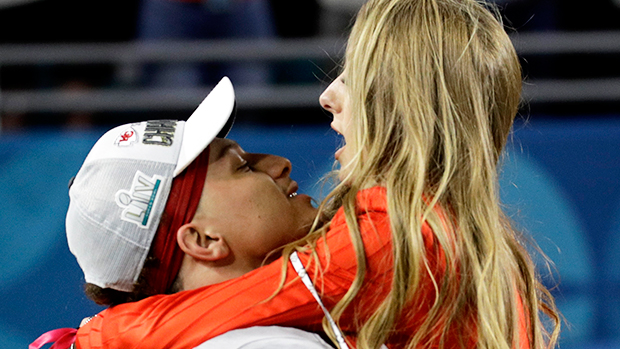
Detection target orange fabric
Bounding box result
[75,186,530,349]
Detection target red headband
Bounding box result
[147,146,210,295]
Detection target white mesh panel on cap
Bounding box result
[66,158,174,291]
[66,211,147,291]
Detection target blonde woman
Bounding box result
[73,0,560,348]
[315,0,562,347]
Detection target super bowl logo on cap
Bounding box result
[115,127,138,147]
[115,171,164,228]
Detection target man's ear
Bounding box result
[177,223,230,262]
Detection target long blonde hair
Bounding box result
[285,0,560,348]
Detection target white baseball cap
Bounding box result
[66,77,235,292]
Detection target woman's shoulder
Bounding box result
[329,186,388,223]
[329,186,389,228]
[330,186,390,234]
[354,186,388,213]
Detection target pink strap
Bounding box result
[30,328,77,349]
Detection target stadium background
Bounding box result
[1,0,619,348]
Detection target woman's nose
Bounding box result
[320,81,340,114]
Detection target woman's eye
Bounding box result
[339,74,347,84]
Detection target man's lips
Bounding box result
[287,181,299,197]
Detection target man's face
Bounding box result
[195,138,318,268]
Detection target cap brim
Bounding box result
[174,77,235,177]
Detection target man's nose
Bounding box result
[251,154,292,180]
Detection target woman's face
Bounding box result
[320,73,354,180]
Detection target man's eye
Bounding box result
[238,162,252,172]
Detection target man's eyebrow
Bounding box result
[213,141,238,162]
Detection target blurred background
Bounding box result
[0,0,619,348]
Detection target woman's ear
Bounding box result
[177,223,230,262]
